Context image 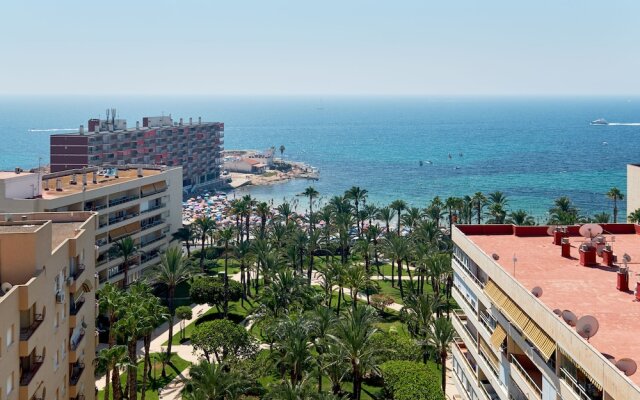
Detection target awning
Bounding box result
[141,184,155,196]
[524,322,556,361]
[490,324,507,350]
[485,281,508,308]
[109,226,128,241]
[559,348,603,391]
[153,181,167,191]
[479,338,499,370]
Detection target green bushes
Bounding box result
[190,277,242,309]
[380,360,445,400]
[371,333,421,363]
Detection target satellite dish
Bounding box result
[562,310,578,326]
[531,286,543,298]
[623,253,632,263]
[553,309,562,316]
[576,315,600,341]
[616,358,638,376]
[546,226,555,236]
[579,223,603,239]
[492,253,500,261]
[1,282,13,293]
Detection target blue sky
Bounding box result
[1,1,638,95]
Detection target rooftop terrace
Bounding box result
[458,223,640,385]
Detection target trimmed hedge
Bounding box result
[380,360,445,400]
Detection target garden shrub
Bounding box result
[380,360,445,400]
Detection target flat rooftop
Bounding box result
[458,224,640,385]
[0,218,87,249]
[40,168,164,199]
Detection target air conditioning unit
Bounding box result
[66,277,74,286]
[56,291,65,303]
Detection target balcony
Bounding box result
[108,212,139,225]
[71,263,85,280]
[141,219,164,232]
[70,361,86,386]
[453,309,478,347]
[20,355,44,386]
[141,203,166,214]
[510,354,542,399]
[70,329,86,352]
[109,195,139,208]
[559,367,599,400]
[70,297,86,316]
[19,314,44,341]
[140,234,166,249]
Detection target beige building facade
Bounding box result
[627,164,640,219]
[0,165,182,287]
[0,212,96,400]
[451,223,640,400]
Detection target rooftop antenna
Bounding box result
[562,310,578,326]
[616,358,638,376]
[111,108,116,125]
[531,286,543,298]
[576,315,599,342]
[512,254,518,277]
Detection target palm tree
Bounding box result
[629,208,640,223]
[472,192,487,224]
[506,209,535,226]
[346,186,368,236]
[401,207,422,234]
[113,236,138,288]
[272,315,314,385]
[140,298,169,400]
[94,345,128,400]
[376,206,396,233]
[343,264,372,307]
[486,203,507,224]
[428,317,456,392]
[172,225,195,256]
[97,283,124,348]
[383,234,410,297]
[218,226,235,317]
[548,196,583,225]
[280,144,286,157]
[487,191,509,208]
[329,305,381,400]
[193,216,216,271]
[309,307,336,393]
[390,200,407,235]
[303,186,320,232]
[256,201,270,238]
[400,293,437,363]
[149,245,196,357]
[234,240,254,302]
[425,196,444,226]
[183,359,252,400]
[607,187,624,223]
[593,212,611,223]
[444,196,461,233]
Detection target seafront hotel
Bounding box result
[0,165,182,287]
[450,223,640,400]
[0,212,96,400]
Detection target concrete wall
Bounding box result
[627,165,640,220]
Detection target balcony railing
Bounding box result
[478,381,500,400]
[478,345,500,379]
[141,203,166,214]
[142,187,167,198]
[109,195,139,207]
[453,253,486,288]
[70,297,86,316]
[70,329,86,351]
[141,219,163,231]
[71,264,85,280]
[108,212,139,225]
[559,367,592,400]
[479,310,497,333]
[140,234,166,249]
[453,310,478,346]
[20,356,44,386]
[20,314,44,341]
[510,354,542,399]
[70,362,85,385]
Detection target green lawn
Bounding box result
[97,353,190,400]
[165,298,255,345]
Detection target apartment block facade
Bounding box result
[450,223,640,400]
[0,165,182,287]
[0,212,96,400]
[50,113,224,192]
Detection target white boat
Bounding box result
[591,118,609,125]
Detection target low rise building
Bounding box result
[0,212,96,400]
[0,165,182,287]
[451,223,640,400]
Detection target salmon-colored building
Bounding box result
[451,223,640,400]
[0,212,96,400]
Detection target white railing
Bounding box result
[510,354,542,399]
[559,367,591,400]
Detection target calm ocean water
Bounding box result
[1,96,639,219]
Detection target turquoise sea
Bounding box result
[1,96,639,220]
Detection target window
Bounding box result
[6,326,12,347]
[53,350,59,370]
[53,312,59,329]
[61,341,66,360]
[6,373,12,395]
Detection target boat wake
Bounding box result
[607,123,640,126]
[27,128,77,132]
